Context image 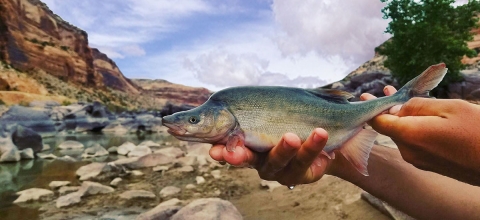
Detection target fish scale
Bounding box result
[163,63,448,175]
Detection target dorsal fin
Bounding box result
[306,88,354,104]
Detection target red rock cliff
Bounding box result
[0,0,140,94]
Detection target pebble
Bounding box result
[196,176,206,185]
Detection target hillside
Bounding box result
[0,0,210,110]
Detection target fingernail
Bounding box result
[389,105,402,114]
[313,133,323,143]
[313,157,323,167]
[282,140,290,149]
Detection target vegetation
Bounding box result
[379,0,480,95]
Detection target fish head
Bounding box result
[162,102,236,143]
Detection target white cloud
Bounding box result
[272,0,390,65]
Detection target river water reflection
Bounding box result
[0,132,177,219]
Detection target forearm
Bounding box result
[330,145,480,219]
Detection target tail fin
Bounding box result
[397,63,448,99]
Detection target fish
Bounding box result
[162,63,447,175]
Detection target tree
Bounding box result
[379,0,480,95]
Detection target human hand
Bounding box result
[362,86,480,185]
[209,128,332,186]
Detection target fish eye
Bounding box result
[189,116,199,124]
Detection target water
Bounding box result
[0,132,175,219]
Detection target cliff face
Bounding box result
[132,79,211,106]
[0,0,139,94]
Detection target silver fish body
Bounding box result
[163,63,447,175]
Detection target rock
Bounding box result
[160,186,181,198]
[153,165,169,172]
[0,130,21,162]
[79,181,115,195]
[49,181,70,189]
[125,153,175,169]
[19,148,34,159]
[128,170,144,176]
[14,188,54,203]
[155,147,184,158]
[117,142,136,155]
[210,170,221,179]
[110,177,122,187]
[76,162,106,181]
[56,192,82,208]
[136,205,181,220]
[260,180,282,192]
[138,140,161,148]
[176,166,194,173]
[175,156,196,167]
[159,198,182,207]
[128,145,152,158]
[171,198,242,220]
[119,190,156,200]
[58,140,84,149]
[185,184,196,190]
[29,100,60,109]
[68,102,110,132]
[37,153,57,159]
[58,186,80,195]
[42,144,51,151]
[82,144,109,158]
[0,105,57,137]
[107,146,118,153]
[196,176,206,185]
[12,125,43,152]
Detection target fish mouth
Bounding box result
[162,121,187,136]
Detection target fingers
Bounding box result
[260,133,301,174]
[282,128,329,184]
[360,85,398,101]
[360,93,376,101]
[210,144,258,167]
[383,85,397,96]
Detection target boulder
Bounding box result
[117,142,136,155]
[58,186,80,195]
[136,205,181,220]
[0,105,57,137]
[0,130,20,162]
[56,191,82,208]
[78,181,115,195]
[119,190,156,200]
[110,177,122,187]
[82,144,109,158]
[138,140,161,148]
[37,153,57,159]
[171,198,242,220]
[75,162,122,181]
[14,188,54,203]
[175,156,196,167]
[49,181,71,189]
[19,148,34,159]
[11,125,43,152]
[127,145,152,158]
[67,102,110,132]
[160,186,181,198]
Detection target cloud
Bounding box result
[272,0,390,65]
[183,48,327,88]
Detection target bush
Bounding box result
[380,0,480,96]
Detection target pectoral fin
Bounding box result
[339,128,377,176]
[226,132,245,152]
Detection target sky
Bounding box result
[40,0,467,91]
